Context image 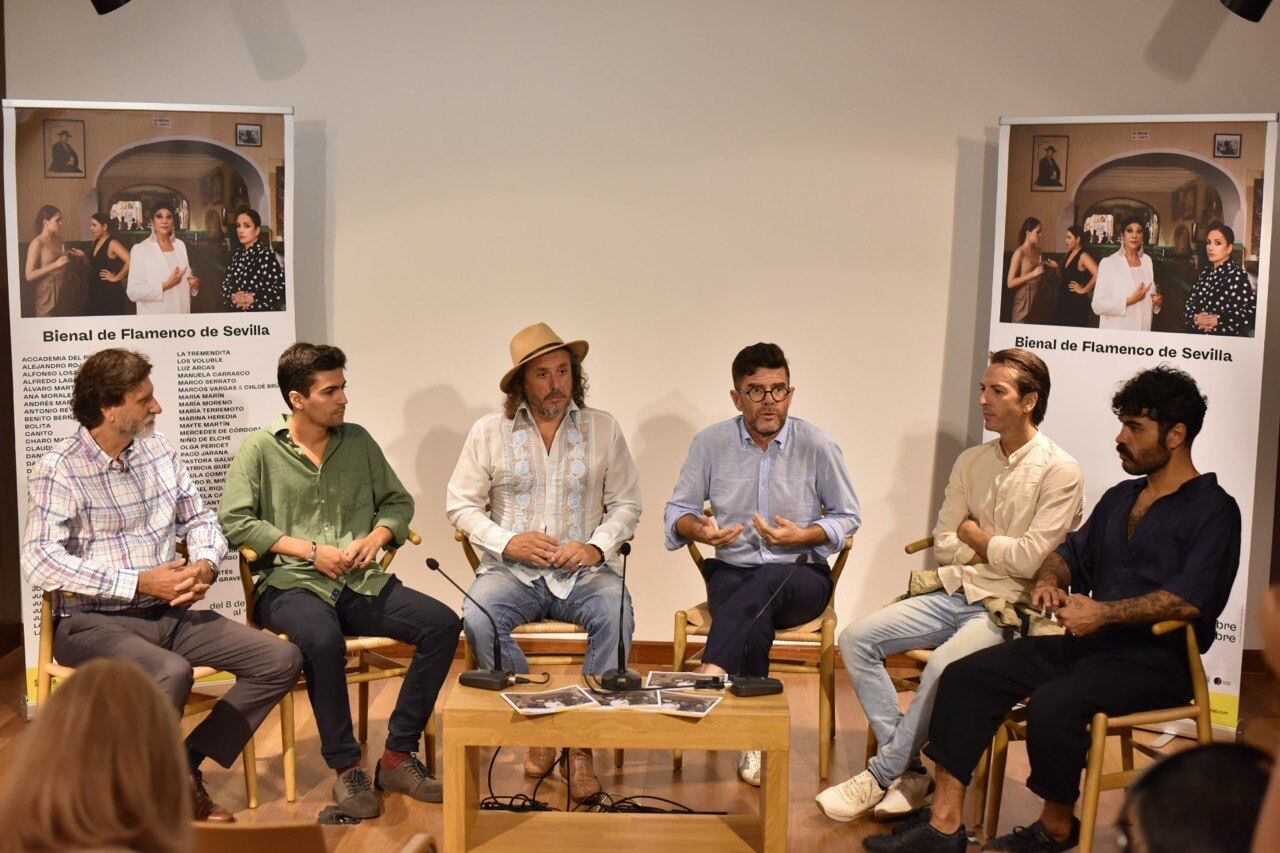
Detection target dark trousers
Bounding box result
[255,576,461,770]
[53,605,304,769]
[923,631,1192,804]
[702,558,833,677]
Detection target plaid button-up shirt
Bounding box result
[22,427,227,615]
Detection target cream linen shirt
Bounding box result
[933,431,1084,605]
[445,402,642,599]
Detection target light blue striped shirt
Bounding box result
[663,416,861,566]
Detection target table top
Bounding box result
[442,674,791,751]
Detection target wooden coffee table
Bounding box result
[442,675,790,852]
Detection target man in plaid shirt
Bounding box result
[22,348,303,823]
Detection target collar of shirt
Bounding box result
[270,413,345,468]
[996,429,1047,468]
[75,424,136,472]
[736,414,793,451]
[1124,471,1218,503]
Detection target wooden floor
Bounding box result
[2,651,1276,852]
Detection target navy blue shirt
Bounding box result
[1055,473,1240,653]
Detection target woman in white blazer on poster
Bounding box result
[127,201,198,315]
[1092,214,1161,331]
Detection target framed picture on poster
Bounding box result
[1031,134,1067,191]
[43,119,85,178]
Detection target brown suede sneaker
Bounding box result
[558,748,601,801]
[191,772,235,823]
[522,746,558,778]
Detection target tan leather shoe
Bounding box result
[558,748,601,801]
[192,772,235,823]
[522,746,558,778]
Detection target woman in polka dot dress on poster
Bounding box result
[1186,224,1256,336]
[221,206,286,311]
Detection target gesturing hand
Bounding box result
[551,540,603,571]
[689,515,745,548]
[503,531,560,567]
[753,514,809,548]
[1054,593,1106,637]
[163,265,188,289]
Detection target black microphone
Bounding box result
[728,553,809,697]
[427,557,513,690]
[599,542,642,691]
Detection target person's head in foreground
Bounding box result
[1111,364,1207,476]
[1117,742,1272,852]
[0,658,192,852]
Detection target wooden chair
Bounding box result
[671,508,854,780]
[35,547,265,809]
[238,529,438,802]
[980,619,1213,852]
[194,821,328,853]
[454,527,625,769]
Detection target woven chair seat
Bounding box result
[510,620,586,635]
[681,601,833,640]
[46,661,221,681]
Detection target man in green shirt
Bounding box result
[220,343,461,819]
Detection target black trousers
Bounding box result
[923,631,1192,804]
[702,558,833,677]
[256,576,461,770]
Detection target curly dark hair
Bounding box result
[731,342,790,388]
[71,349,152,429]
[1112,365,1207,444]
[503,347,589,419]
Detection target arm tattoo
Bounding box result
[1032,551,1071,589]
[1100,589,1200,627]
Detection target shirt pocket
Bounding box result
[772,476,821,525]
[708,475,753,523]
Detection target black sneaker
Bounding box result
[863,815,968,852]
[375,754,443,804]
[333,765,383,819]
[982,818,1080,851]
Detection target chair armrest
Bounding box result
[1152,619,1191,636]
[904,536,934,555]
[240,545,260,563]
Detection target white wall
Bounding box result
[8,0,1280,646]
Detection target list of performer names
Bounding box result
[176,349,254,500]
[20,354,79,475]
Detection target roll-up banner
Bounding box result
[3,100,295,708]
[987,114,1278,734]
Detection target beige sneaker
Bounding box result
[815,769,886,822]
[523,746,558,778]
[737,750,762,787]
[873,768,935,819]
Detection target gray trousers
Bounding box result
[54,604,304,769]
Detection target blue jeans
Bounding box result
[463,565,634,676]
[838,590,1007,788]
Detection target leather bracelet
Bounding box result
[307,541,318,564]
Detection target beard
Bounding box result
[1117,442,1171,475]
[749,410,784,437]
[532,392,568,420]
[127,417,156,439]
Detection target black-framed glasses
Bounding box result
[739,384,793,403]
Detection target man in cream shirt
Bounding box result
[446,322,641,801]
[817,348,1084,823]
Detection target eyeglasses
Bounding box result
[738,384,793,403]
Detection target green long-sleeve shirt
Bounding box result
[219,415,415,603]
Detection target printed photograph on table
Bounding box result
[655,691,722,718]
[11,105,287,317]
[644,670,712,689]
[501,685,599,716]
[1000,120,1269,337]
[593,690,661,710]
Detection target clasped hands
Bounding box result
[1030,584,1106,636]
[503,532,602,571]
[310,528,394,579]
[137,556,216,606]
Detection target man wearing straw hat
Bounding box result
[447,322,642,800]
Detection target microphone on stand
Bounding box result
[728,553,809,697]
[599,542,642,691]
[427,557,514,690]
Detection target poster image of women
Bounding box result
[127,201,197,315]
[222,207,285,311]
[23,205,86,317]
[1186,224,1256,336]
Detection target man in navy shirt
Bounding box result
[867,366,1240,853]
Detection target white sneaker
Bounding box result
[814,769,886,822]
[737,750,762,787]
[872,768,935,819]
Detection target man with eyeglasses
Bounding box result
[665,342,861,787]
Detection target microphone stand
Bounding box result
[728,554,809,697]
[427,557,514,690]
[598,542,642,691]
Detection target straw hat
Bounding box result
[499,322,589,393]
